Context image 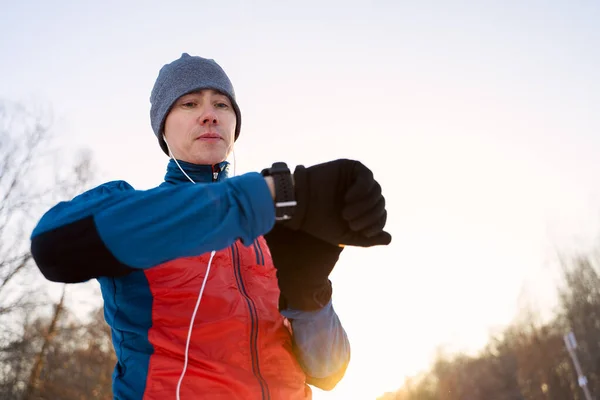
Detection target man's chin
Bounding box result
[188,151,227,166]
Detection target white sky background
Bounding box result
[2,1,600,398]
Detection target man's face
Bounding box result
[163,89,236,165]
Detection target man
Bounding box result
[30,53,391,399]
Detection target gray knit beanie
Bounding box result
[150,53,242,155]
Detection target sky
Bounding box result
[2,1,600,398]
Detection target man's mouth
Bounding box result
[197,133,222,140]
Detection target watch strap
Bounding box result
[261,162,297,221]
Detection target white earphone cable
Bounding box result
[170,153,196,185]
[176,250,215,400]
[164,136,215,400]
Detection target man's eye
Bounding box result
[182,102,196,108]
[215,102,229,109]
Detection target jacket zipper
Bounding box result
[212,164,219,181]
[231,243,270,400]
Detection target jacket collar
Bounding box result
[163,158,230,185]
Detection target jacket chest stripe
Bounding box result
[252,240,262,265]
[231,243,270,400]
[256,240,265,265]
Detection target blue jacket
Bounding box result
[30,159,350,399]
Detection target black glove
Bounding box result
[264,224,343,311]
[283,159,392,247]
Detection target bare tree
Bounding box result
[36,307,115,400]
[0,100,93,321]
[22,286,66,400]
[559,255,600,397]
[0,303,115,400]
[0,100,96,399]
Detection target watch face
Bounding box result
[262,162,289,176]
[271,162,290,174]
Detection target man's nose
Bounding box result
[199,109,218,125]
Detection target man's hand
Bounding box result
[283,159,392,247]
[264,224,343,311]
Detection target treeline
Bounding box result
[379,254,600,400]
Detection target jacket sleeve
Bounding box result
[30,174,275,283]
[281,300,351,391]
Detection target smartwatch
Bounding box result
[261,162,297,221]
